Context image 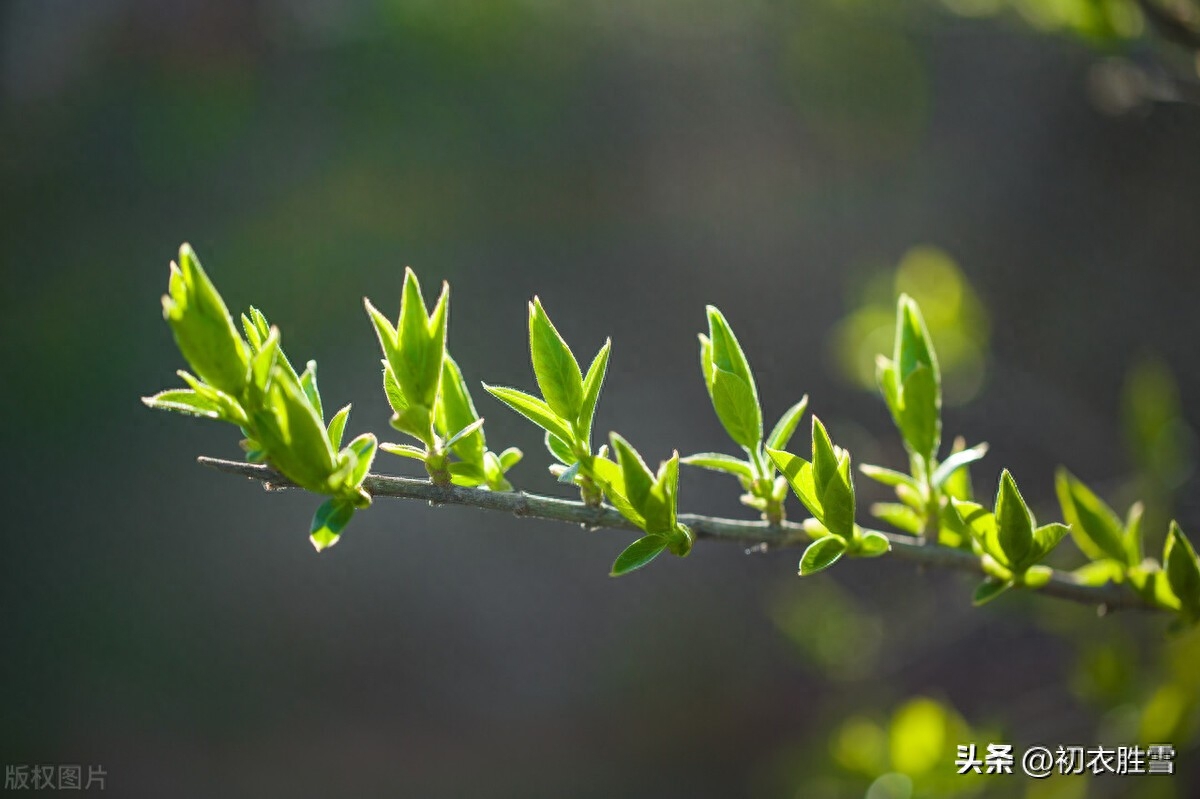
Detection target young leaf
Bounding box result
[1055,468,1127,564]
[544,431,576,465]
[994,470,1033,569]
[1124,502,1145,567]
[611,535,669,576]
[972,578,1012,606]
[859,463,919,492]
[310,498,355,552]
[498,447,523,471]
[703,307,763,448]
[577,338,612,445]
[1030,523,1070,563]
[767,448,821,519]
[141,389,223,419]
[436,355,485,465]
[610,433,655,518]
[766,396,810,451]
[449,461,488,487]
[708,368,761,449]
[483,384,575,445]
[299,360,323,421]
[327,404,352,451]
[364,297,399,360]
[877,294,942,461]
[800,535,847,576]
[871,503,923,535]
[680,453,754,480]
[443,418,486,452]
[930,443,989,490]
[160,243,250,396]
[528,297,584,422]
[857,530,891,558]
[950,498,1000,561]
[381,442,427,460]
[343,433,378,494]
[1164,522,1200,616]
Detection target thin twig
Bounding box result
[198,456,1161,614]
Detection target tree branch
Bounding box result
[198,456,1160,614]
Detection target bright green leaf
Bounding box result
[680,452,754,480]
[611,535,669,576]
[972,578,1012,606]
[528,297,584,422]
[766,396,809,451]
[310,498,355,552]
[1055,468,1128,564]
[800,535,847,575]
[483,384,575,445]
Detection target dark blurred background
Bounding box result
[4,1,1200,797]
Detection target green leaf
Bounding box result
[364,297,399,360]
[444,418,485,451]
[893,294,942,460]
[299,360,323,421]
[709,368,762,449]
[610,535,669,576]
[857,530,891,557]
[397,269,448,408]
[680,452,754,480]
[766,396,809,451]
[382,363,409,415]
[696,333,710,386]
[871,503,923,535]
[498,447,523,471]
[859,463,919,492]
[972,578,1012,606]
[578,338,611,445]
[436,355,485,465]
[343,433,377,492]
[1031,523,1069,562]
[483,384,575,445]
[808,418,855,538]
[160,243,249,396]
[930,443,988,490]
[819,453,856,539]
[1055,468,1128,565]
[767,448,821,519]
[994,470,1033,569]
[251,366,338,492]
[811,417,840,494]
[704,307,763,448]
[381,442,429,460]
[250,326,281,392]
[950,498,999,560]
[545,431,576,465]
[327,404,351,451]
[309,498,355,552]
[800,535,847,575]
[644,451,680,534]
[590,456,644,528]
[1165,522,1200,615]
[610,433,655,518]
[141,389,223,419]
[449,461,488,487]
[1124,502,1145,566]
[528,297,584,422]
[1073,559,1126,587]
